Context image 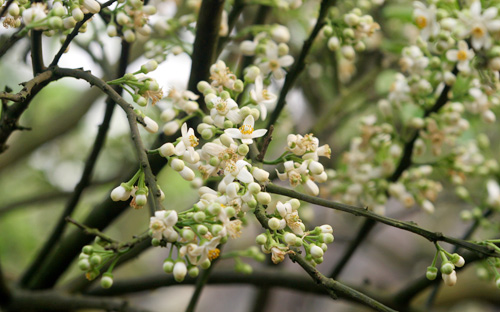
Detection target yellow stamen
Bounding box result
[457,50,468,61]
[415,16,427,29]
[269,60,280,70]
[189,135,199,147]
[239,124,254,135]
[208,248,220,260]
[472,26,485,38]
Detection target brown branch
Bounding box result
[4,289,150,312]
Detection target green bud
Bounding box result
[90,255,102,266]
[225,206,236,218]
[151,238,161,247]
[188,266,200,277]
[100,273,113,289]
[223,120,233,128]
[247,199,257,209]
[294,237,303,247]
[78,259,91,271]
[234,80,244,93]
[197,225,208,235]
[193,211,206,223]
[320,233,334,244]
[48,16,63,29]
[212,224,224,236]
[426,266,438,280]
[441,261,454,275]
[314,257,324,264]
[209,156,220,167]
[200,259,211,269]
[82,245,93,255]
[163,259,174,273]
[182,229,195,241]
[237,144,249,155]
[256,234,267,245]
[201,128,214,140]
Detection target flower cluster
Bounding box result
[256,199,334,265]
[426,244,465,287]
[77,243,117,289]
[106,0,156,42]
[275,134,331,196]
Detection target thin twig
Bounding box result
[265,183,500,258]
[257,124,273,162]
[265,0,336,131]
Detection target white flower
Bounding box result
[459,1,500,50]
[149,210,179,242]
[224,115,267,144]
[22,3,47,26]
[446,41,475,72]
[276,201,304,235]
[222,159,254,185]
[210,97,242,128]
[250,76,277,120]
[257,41,294,80]
[277,161,309,187]
[175,123,199,160]
[413,2,439,40]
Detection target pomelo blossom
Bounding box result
[256,41,294,80]
[250,76,277,120]
[413,2,439,40]
[446,40,475,72]
[458,1,500,50]
[224,115,267,144]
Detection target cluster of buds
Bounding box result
[108,60,162,108]
[275,134,330,196]
[77,243,116,289]
[324,8,380,65]
[106,0,156,42]
[110,169,164,209]
[426,245,465,287]
[239,26,294,80]
[256,200,334,265]
[2,0,99,34]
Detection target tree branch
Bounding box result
[188,0,226,101]
[4,289,150,312]
[265,183,500,258]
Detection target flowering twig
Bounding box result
[265,183,500,258]
[254,205,396,312]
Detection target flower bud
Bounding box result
[179,167,195,181]
[135,193,147,207]
[308,161,324,175]
[268,217,281,230]
[310,244,324,258]
[141,60,158,73]
[257,192,271,205]
[171,158,185,171]
[451,253,465,267]
[159,143,175,157]
[163,259,174,273]
[441,261,454,274]
[100,273,113,289]
[271,25,290,43]
[426,266,438,280]
[173,261,187,282]
[193,211,206,223]
[78,258,91,271]
[248,182,261,194]
[143,116,158,133]
[252,168,269,182]
[188,266,199,277]
[284,232,297,245]
[442,270,457,286]
[256,234,267,245]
